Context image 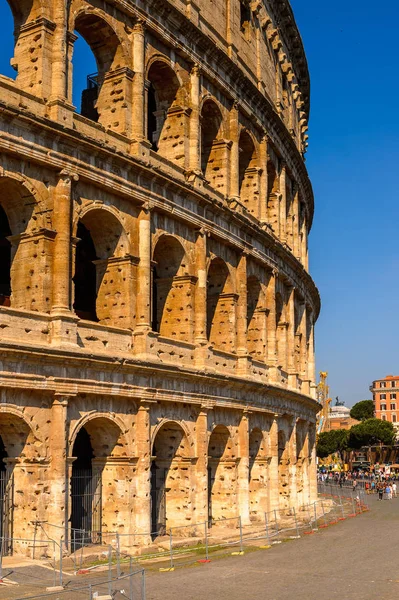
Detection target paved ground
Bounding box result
[2,494,398,599]
[146,494,399,600]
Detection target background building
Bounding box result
[328,405,359,431]
[371,375,399,432]
[0,0,319,552]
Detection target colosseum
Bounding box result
[0,0,320,550]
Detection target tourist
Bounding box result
[392,482,397,497]
[377,482,384,501]
[385,483,392,500]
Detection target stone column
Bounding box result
[132,20,146,143]
[268,414,280,512]
[308,319,316,399]
[195,405,209,523]
[287,286,297,388]
[236,253,249,375]
[288,418,298,507]
[308,422,317,502]
[266,270,278,382]
[194,228,208,368]
[259,134,269,223]
[229,102,240,200]
[50,171,79,346]
[51,171,78,314]
[134,401,152,538]
[133,204,152,356]
[48,394,70,545]
[237,411,250,524]
[189,64,201,173]
[279,163,287,242]
[292,189,300,259]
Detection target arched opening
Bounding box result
[207,257,235,353]
[247,276,266,360]
[70,417,128,548]
[267,160,280,233]
[201,100,224,188]
[276,291,287,372]
[278,419,293,509]
[72,13,126,131]
[0,177,36,311]
[1,2,17,80]
[151,422,191,535]
[295,421,308,506]
[0,412,37,550]
[238,131,259,216]
[73,210,127,325]
[147,61,180,153]
[73,222,98,321]
[71,33,98,119]
[0,206,12,306]
[208,425,236,523]
[249,428,268,520]
[152,236,193,342]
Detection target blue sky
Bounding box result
[1,2,398,406]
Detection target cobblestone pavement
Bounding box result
[147,494,399,600]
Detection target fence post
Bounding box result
[265,512,270,546]
[321,500,328,527]
[52,541,57,588]
[204,521,209,561]
[274,510,279,541]
[351,492,356,515]
[116,533,121,578]
[293,507,300,538]
[142,568,146,600]
[169,529,174,569]
[313,502,318,530]
[238,516,243,553]
[59,539,63,588]
[108,545,112,596]
[129,557,133,600]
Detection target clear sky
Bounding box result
[1,2,398,406]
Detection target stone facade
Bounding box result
[0,0,320,549]
[372,375,399,432]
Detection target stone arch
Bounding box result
[0,406,43,543]
[207,257,236,353]
[0,175,49,311]
[146,59,185,162]
[152,235,194,342]
[267,158,280,233]
[151,421,192,533]
[73,207,131,325]
[208,424,237,522]
[247,275,266,360]
[201,99,227,191]
[238,129,260,216]
[276,290,288,371]
[249,427,269,520]
[278,417,293,509]
[69,414,130,543]
[71,8,130,131]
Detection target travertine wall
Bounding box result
[0,0,319,551]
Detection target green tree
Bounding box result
[317,429,349,460]
[350,400,374,421]
[348,418,395,449]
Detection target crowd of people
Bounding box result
[318,469,398,500]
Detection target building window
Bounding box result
[382,414,387,421]
[391,393,397,400]
[393,414,397,423]
[391,403,396,411]
[392,381,396,388]
[381,382,386,388]
[380,394,386,400]
[381,404,387,411]
[240,1,251,30]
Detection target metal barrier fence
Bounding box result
[7,567,145,600]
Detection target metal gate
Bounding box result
[70,470,102,551]
[0,471,14,554]
[151,464,166,537]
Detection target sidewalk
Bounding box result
[146,494,399,600]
